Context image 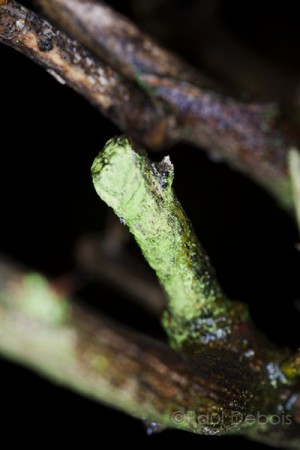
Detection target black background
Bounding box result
[1,1,300,448]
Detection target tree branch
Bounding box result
[91,136,235,347]
[0,257,265,434]
[0,256,250,432]
[0,0,168,147]
[35,0,298,210]
[1,0,298,209]
[34,0,213,88]
[131,0,300,110]
[76,233,165,317]
[1,253,300,448]
[0,132,299,447]
[89,136,300,449]
[1,3,300,447]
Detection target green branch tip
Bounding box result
[92,136,233,347]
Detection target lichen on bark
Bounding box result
[92,136,231,347]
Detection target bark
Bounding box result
[1,255,300,448]
[1,3,300,448]
[0,0,298,209]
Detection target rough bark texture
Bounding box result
[1,0,299,209]
[0,255,300,448]
[0,0,168,147]
[35,0,299,210]
[1,2,300,449]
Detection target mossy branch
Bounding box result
[1,3,300,447]
[1,255,300,448]
[0,257,249,433]
[91,136,243,347]
[0,256,272,438]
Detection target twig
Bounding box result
[0,0,297,208]
[1,3,300,447]
[35,0,298,210]
[0,256,253,433]
[76,234,165,317]
[0,0,168,147]
[90,136,292,360]
[89,135,300,448]
[91,136,233,346]
[0,136,299,446]
[133,0,300,109]
[0,252,300,447]
[34,0,210,88]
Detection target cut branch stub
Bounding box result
[91,136,244,348]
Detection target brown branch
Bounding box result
[0,0,298,207]
[76,233,165,317]
[0,0,168,147]
[1,3,300,446]
[0,257,264,430]
[75,211,165,316]
[1,255,300,448]
[34,0,214,89]
[34,0,298,209]
[132,0,300,109]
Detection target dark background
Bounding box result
[1,1,300,448]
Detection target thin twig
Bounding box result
[76,234,165,317]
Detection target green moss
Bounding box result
[16,273,69,326]
[92,136,234,347]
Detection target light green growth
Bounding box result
[92,136,233,346]
[16,273,69,326]
[288,148,300,233]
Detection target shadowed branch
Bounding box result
[0,0,298,209]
